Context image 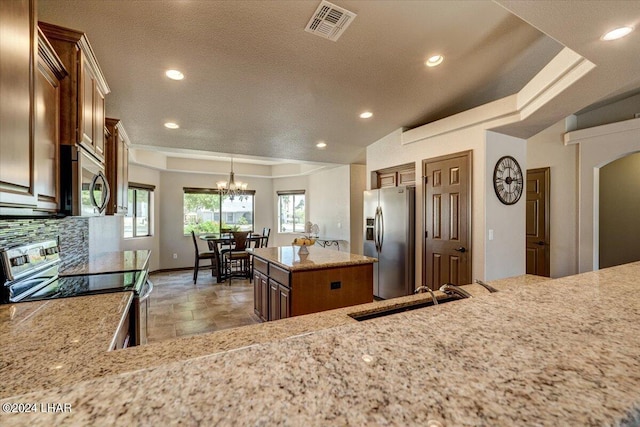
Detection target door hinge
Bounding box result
[425,231,428,238]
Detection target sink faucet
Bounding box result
[439,283,472,299]
[474,279,498,293]
[414,286,438,305]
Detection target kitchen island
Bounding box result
[1,266,640,425]
[249,245,377,321]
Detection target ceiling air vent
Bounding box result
[305,1,356,42]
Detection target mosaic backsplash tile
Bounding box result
[0,218,89,271]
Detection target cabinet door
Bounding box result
[398,168,416,186]
[0,0,35,208]
[268,279,280,321]
[253,271,262,316]
[33,47,61,212]
[116,134,129,213]
[378,171,397,188]
[279,284,290,319]
[260,274,268,321]
[93,86,105,159]
[80,54,95,148]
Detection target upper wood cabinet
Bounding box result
[0,0,36,213]
[374,163,416,189]
[105,118,130,215]
[34,28,68,213]
[39,21,110,162]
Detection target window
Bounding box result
[183,188,255,235]
[124,183,154,238]
[278,190,305,233]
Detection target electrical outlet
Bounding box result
[172,253,178,259]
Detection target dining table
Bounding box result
[199,233,266,282]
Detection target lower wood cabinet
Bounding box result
[253,258,291,322]
[252,255,373,321]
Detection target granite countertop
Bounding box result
[0,274,542,400]
[3,268,640,425]
[248,245,377,271]
[0,292,133,399]
[59,250,151,276]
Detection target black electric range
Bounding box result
[0,240,152,346]
[0,240,147,304]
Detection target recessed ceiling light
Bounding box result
[165,69,184,80]
[359,111,373,119]
[316,142,327,148]
[602,26,634,41]
[425,55,444,67]
[164,122,179,129]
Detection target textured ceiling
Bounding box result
[37,1,640,165]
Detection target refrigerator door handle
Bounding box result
[373,206,380,252]
[373,207,379,252]
[378,206,384,251]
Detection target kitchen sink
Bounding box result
[349,296,461,321]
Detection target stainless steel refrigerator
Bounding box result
[363,186,415,299]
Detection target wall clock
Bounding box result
[493,155,523,205]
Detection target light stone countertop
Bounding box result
[0,292,133,398]
[0,274,542,400]
[58,250,151,276]
[4,269,640,426]
[248,245,377,271]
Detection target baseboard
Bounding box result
[150,266,210,274]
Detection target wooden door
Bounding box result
[424,151,472,289]
[526,168,550,276]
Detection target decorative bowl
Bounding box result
[292,237,316,254]
[292,237,316,246]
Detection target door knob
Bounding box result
[536,241,545,246]
[454,247,466,253]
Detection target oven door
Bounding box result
[79,149,110,216]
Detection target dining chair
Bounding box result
[223,231,251,282]
[191,231,217,285]
[261,227,271,247]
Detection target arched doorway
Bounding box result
[598,152,640,268]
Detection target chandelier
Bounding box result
[216,158,248,201]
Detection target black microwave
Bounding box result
[60,145,110,216]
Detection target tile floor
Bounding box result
[147,269,261,343]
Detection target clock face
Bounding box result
[493,156,523,205]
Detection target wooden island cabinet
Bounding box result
[250,246,376,321]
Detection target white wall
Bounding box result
[366,107,531,283]
[367,127,487,283]
[158,170,273,269]
[120,164,162,272]
[271,175,309,247]
[565,117,640,272]
[350,164,366,255]
[485,131,526,280]
[526,120,578,278]
[309,166,351,252]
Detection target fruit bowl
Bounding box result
[292,237,316,254]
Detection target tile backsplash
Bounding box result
[0,217,89,270]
